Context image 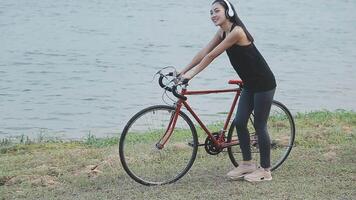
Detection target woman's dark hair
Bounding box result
[212,0,254,42]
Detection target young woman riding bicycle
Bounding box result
[179,0,276,182]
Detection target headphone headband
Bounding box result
[223,0,234,17]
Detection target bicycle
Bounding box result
[119,69,295,186]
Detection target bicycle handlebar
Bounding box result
[172,85,187,100]
[158,73,173,92]
[158,72,188,100]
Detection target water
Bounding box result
[1,0,355,139]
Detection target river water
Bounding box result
[1,0,355,139]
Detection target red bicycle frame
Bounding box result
[157,80,243,150]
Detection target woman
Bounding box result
[178,0,276,182]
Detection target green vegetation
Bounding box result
[0,110,355,200]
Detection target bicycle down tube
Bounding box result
[156,86,242,149]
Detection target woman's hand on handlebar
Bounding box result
[172,71,188,85]
[181,73,193,80]
[176,69,193,84]
[157,68,189,100]
[180,67,197,82]
[175,75,190,85]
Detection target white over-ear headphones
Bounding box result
[223,0,234,17]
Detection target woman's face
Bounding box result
[210,3,227,26]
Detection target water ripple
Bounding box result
[0,0,355,139]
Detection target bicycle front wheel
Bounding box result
[227,100,295,171]
[119,105,198,186]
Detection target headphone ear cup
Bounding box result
[223,0,234,17]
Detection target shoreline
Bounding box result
[1,109,354,144]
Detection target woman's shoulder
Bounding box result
[230,25,251,44]
[231,25,245,35]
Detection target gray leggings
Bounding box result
[234,88,275,168]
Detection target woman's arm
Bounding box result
[182,27,244,80]
[179,29,223,75]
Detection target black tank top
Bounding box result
[223,24,276,92]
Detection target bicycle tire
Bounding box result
[227,100,295,171]
[119,105,198,186]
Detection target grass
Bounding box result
[0,110,355,200]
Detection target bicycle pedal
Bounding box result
[188,141,204,147]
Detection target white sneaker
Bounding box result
[227,163,256,180]
[244,167,272,182]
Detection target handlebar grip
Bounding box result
[158,74,172,92]
[172,85,187,100]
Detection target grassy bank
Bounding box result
[0,110,355,200]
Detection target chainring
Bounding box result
[204,132,223,155]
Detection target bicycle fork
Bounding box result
[155,101,183,149]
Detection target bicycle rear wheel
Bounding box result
[119,105,198,186]
[227,100,295,171]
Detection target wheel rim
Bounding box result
[268,102,295,170]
